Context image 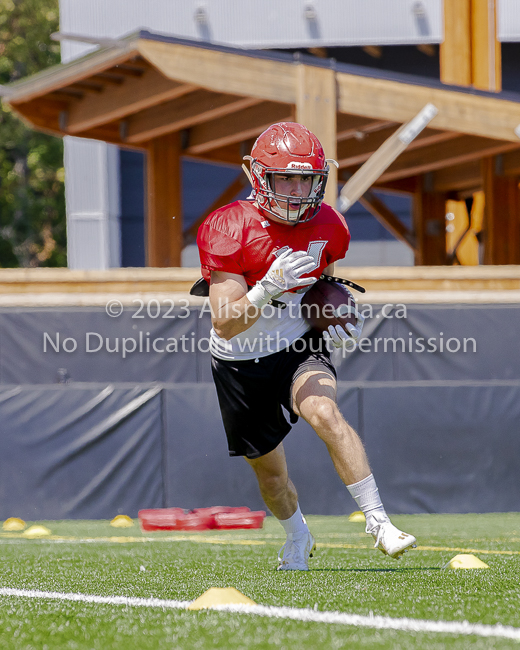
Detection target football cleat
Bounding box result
[277,530,316,570]
[366,513,417,560]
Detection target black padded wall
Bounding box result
[1,304,519,384]
[1,381,519,519]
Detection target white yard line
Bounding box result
[1,587,520,641]
[0,587,189,610]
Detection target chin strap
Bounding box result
[320,274,366,294]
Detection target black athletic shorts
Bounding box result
[211,329,336,459]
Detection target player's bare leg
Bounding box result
[292,370,416,559]
[246,444,316,570]
[246,444,297,520]
[292,370,371,484]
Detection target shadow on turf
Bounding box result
[310,567,441,573]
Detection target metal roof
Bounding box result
[57,0,444,60]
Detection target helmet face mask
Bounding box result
[252,163,328,223]
[246,122,334,224]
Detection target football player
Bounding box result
[197,122,416,569]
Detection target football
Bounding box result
[301,279,358,334]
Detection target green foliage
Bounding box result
[0,0,66,267]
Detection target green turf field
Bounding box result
[1,513,519,649]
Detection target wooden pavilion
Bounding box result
[5,30,520,267]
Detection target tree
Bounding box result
[0,0,66,267]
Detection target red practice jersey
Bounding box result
[197,200,350,285]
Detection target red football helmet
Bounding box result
[245,122,335,224]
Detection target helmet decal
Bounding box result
[286,161,313,170]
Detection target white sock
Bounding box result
[279,504,308,537]
[347,474,389,526]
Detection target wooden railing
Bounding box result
[0,266,519,305]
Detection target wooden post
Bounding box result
[440,0,472,87]
[471,0,501,92]
[146,132,183,267]
[413,177,448,265]
[440,0,501,92]
[481,157,520,264]
[295,65,337,207]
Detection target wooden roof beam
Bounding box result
[69,81,104,94]
[50,88,83,100]
[185,143,243,166]
[138,39,297,103]
[11,97,70,133]
[67,67,196,134]
[112,62,147,75]
[336,70,520,142]
[372,178,419,195]
[378,136,520,183]
[92,72,125,85]
[125,91,260,144]
[432,161,481,193]
[337,114,396,141]
[7,46,141,104]
[185,101,292,155]
[81,123,122,143]
[473,147,520,177]
[337,126,459,168]
[358,189,416,250]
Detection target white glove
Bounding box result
[247,248,317,308]
[323,310,365,350]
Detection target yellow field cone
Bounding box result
[443,554,489,569]
[23,525,51,538]
[348,511,366,523]
[110,515,134,528]
[187,587,256,611]
[3,518,26,531]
